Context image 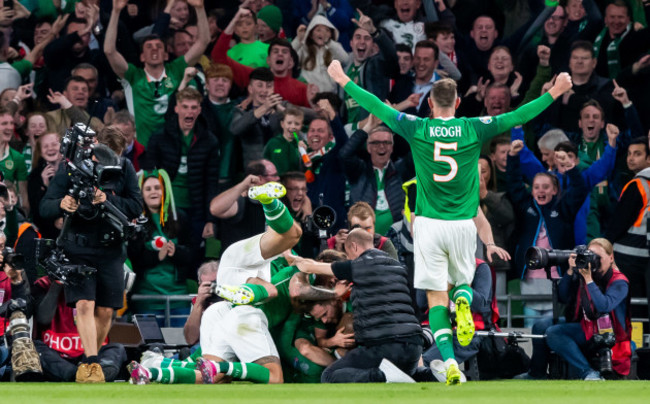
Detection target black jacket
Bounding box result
[142,115,220,223]
[28,160,60,240]
[40,159,143,249]
[339,128,414,225]
[332,248,422,345]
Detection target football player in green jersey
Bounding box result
[328,59,573,384]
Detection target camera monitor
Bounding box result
[133,314,165,344]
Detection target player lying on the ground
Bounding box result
[128,185,345,384]
[327,59,574,385]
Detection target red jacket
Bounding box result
[0,273,12,337]
[577,268,632,376]
[211,33,310,107]
[126,140,145,172]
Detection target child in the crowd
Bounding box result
[292,15,349,93]
[263,107,306,176]
[227,9,269,68]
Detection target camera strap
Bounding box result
[577,280,599,321]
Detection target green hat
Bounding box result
[257,5,282,34]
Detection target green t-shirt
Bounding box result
[261,265,299,329]
[0,147,28,183]
[132,213,187,311]
[263,134,302,176]
[172,131,192,209]
[227,41,269,68]
[345,81,554,220]
[122,56,188,146]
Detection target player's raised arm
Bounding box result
[328,61,418,140]
[489,72,573,136]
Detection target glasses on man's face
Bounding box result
[368,141,393,147]
[153,81,162,98]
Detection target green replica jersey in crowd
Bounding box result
[122,56,188,146]
[344,81,554,220]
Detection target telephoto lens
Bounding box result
[7,304,44,381]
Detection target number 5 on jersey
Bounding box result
[433,142,458,182]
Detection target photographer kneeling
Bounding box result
[39,128,143,383]
[0,231,31,380]
[518,238,631,380]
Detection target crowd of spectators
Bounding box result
[0,0,649,382]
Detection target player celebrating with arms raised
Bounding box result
[328,60,573,385]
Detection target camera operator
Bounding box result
[39,130,143,383]
[0,231,31,379]
[517,239,631,381]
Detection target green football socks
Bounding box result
[263,199,294,234]
[149,367,197,384]
[218,361,270,384]
[429,305,455,362]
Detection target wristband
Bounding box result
[545,0,559,7]
[485,243,496,247]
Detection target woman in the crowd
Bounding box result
[22,112,49,174]
[127,169,192,327]
[507,140,589,327]
[27,132,63,239]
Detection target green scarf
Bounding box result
[593,24,631,79]
[138,169,177,226]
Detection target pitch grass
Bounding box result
[6,381,650,403]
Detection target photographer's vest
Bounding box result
[0,274,12,337]
[613,175,650,258]
[472,259,501,331]
[577,269,632,376]
[34,277,107,358]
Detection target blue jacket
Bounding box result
[507,155,590,278]
[511,128,616,245]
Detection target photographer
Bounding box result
[0,231,31,379]
[517,239,631,380]
[39,129,143,383]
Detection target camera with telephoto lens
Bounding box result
[3,299,44,381]
[304,205,337,239]
[586,332,616,376]
[1,247,23,270]
[525,245,601,271]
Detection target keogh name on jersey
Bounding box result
[430,126,462,138]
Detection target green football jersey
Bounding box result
[122,56,188,147]
[345,82,554,220]
[261,265,299,329]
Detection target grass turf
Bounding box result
[5,381,650,403]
